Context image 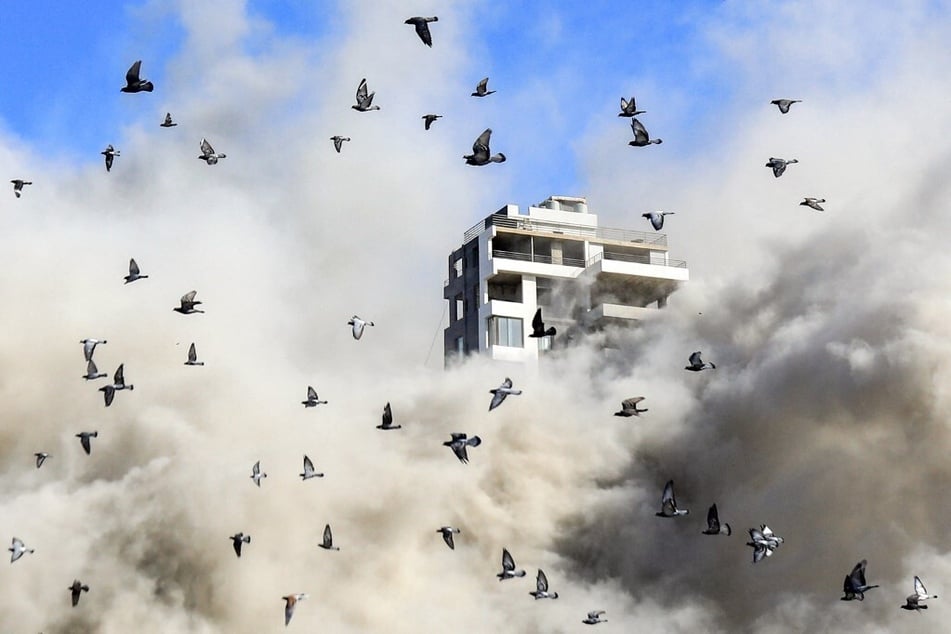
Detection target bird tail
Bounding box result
[723,523,732,536]
[546,327,556,336]
[467,436,482,447]
[143,82,154,92]
[492,153,506,163]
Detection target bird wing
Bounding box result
[476,77,489,93]
[536,569,549,592]
[532,308,544,332]
[621,397,644,410]
[126,60,142,84]
[707,504,720,531]
[489,390,506,411]
[129,258,140,275]
[200,138,214,156]
[472,128,492,154]
[303,455,314,474]
[414,21,433,46]
[252,461,260,476]
[284,597,296,625]
[80,434,92,454]
[502,548,515,571]
[87,359,99,375]
[915,576,926,597]
[323,524,333,547]
[355,78,368,102]
[442,530,455,549]
[188,343,197,362]
[451,444,469,463]
[232,536,242,557]
[182,290,198,305]
[114,363,125,385]
[382,402,392,427]
[450,432,467,441]
[661,480,675,507]
[102,385,115,406]
[164,113,173,125]
[688,351,702,366]
[631,117,649,142]
[307,386,318,400]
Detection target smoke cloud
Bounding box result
[1,1,950,632]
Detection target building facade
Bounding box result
[443,195,688,365]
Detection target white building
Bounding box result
[443,195,689,366]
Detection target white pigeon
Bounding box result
[901,575,938,611]
[529,569,559,599]
[80,338,107,362]
[497,548,527,580]
[299,455,324,480]
[347,315,374,340]
[250,460,267,487]
[489,377,522,411]
[9,537,34,563]
[282,593,308,626]
[656,480,689,517]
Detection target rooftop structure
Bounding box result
[443,196,689,366]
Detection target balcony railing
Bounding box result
[586,251,687,268]
[492,249,585,268]
[463,213,667,247]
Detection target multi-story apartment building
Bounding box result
[443,195,688,365]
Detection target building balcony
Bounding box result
[464,213,668,249]
[584,303,656,325]
[490,249,587,278]
[582,252,689,282]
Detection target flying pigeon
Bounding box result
[282,593,308,626]
[160,112,177,127]
[629,117,662,146]
[614,397,648,417]
[319,524,339,551]
[198,138,226,165]
[656,480,689,517]
[98,364,131,406]
[330,136,350,153]
[842,559,879,601]
[405,16,438,47]
[82,359,107,381]
[618,96,645,117]
[347,315,374,340]
[8,537,33,563]
[529,308,556,338]
[301,386,327,407]
[76,431,98,455]
[69,579,89,606]
[124,258,148,283]
[352,78,380,112]
[701,504,732,536]
[747,525,784,562]
[642,211,674,231]
[471,77,495,97]
[300,455,324,480]
[497,548,527,580]
[80,338,107,362]
[10,179,31,197]
[377,402,401,430]
[101,145,120,172]
[582,610,607,625]
[765,157,798,178]
[443,433,481,464]
[901,575,938,611]
[422,114,442,130]
[529,569,559,599]
[685,351,715,371]
[770,99,801,114]
[250,461,267,487]
[184,343,204,366]
[489,377,522,411]
[463,128,506,165]
[174,290,204,314]
[34,452,50,469]
[800,197,826,212]
[230,533,251,557]
[437,526,460,550]
[121,60,153,93]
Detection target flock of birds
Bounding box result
[2,12,935,631]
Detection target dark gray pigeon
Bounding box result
[198,138,226,165]
[185,342,204,366]
[642,211,674,231]
[121,60,153,93]
[614,397,647,417]
[656,480,689,517]
[10,180,31,197]
[701,504,731,535]
[842,559,879,601]
[69,579,89,606]
[34,452,50,469]
[444,433,481,464]
[377,402,401,430]
[330,136,350,153]
[160,112,177,127]
[101,145,120,172]
[300,454,324,480]
[771,99,801,114]
[464,128,505,165]
[405,16,438,47]
[489,378,522,411]
[766,157,798,178]
[582,610,607,625]
[174,290,204,314]
[80,338,107,362]
[230,533,251,557]
[800,197,826,212]
[471,77,495,97]
[529,569,559,599]
[76,431,98,455]
[437,526,460,550]
[618,96,645,117]
[422,114,442,130]
[628,118,662,146]
[685,351,715,371]
[497,548,526,580]
[319,524,339,551]
[302,386,327,407]
[124,258,148,283]
[529,308,555,338]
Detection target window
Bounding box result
[455,295,464,321]
[455,337,465,355]
[452,258,463,278]
[488,316,523,348]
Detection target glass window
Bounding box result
[488,316,523,348]
[455,337,464,355]
[452,258,463,278]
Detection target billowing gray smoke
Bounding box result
[2,1,951,632]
